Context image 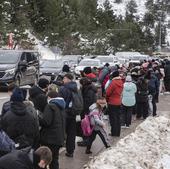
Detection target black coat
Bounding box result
[136,77,149,103]
[0,147,38,169]
[29,86,46,110]
[39,98,65,146]
[1,102,39,149]
[81,84,97,116]
[164,63,170,80]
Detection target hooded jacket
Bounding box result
[1,102,39,149]
[164,61,170,79]
[59,81,78,118]
[106,77,124,105]
[89,103,104,131]
[39,97,65,146]
[122,82,137,107]
[81,84,97,115]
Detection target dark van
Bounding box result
[0,50,40,87]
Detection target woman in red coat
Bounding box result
[106,70,123,137]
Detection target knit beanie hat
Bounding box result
[10,87,24,102]
[111,70,119,78]
[38,78,49,89]
[126,75,132,82]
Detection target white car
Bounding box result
[74,59,101,75]
[96,55,119,67]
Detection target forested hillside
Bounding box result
[0,0,170,54]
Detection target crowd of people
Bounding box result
[0,57,170,169]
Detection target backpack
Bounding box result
[0,130,15,153]
[71,90,84,116]
[81,112,99,136]
[81,115,93,136]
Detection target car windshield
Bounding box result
[0,51,20,64]
[79,60,100,66]
[97,57,113,63]
[41,60,62,68]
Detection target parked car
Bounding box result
[0,50,39,87]
[74,58,101,75]
[96,55,119,67]
[40,59,63,81]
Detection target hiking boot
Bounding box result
[65,152,73,157]
[85,149,92,154]
[77,141,87,147]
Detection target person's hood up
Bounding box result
[49,97,66,110]
[89,103,98,112]
[65,81,77,92]
[11,102,27,116]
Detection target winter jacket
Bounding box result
[0,147,39,169]
[106,77,124,105]
[39,97,65,146]
[99,67,110,83]
[1,102,40,149]
[136,77,149,103]
[81,84,97,115]
[164,61,170,80]
[122,82,137,107]
[1,101,11,117]
[29,85,46,109]
[148,74,159,95]
[59,81,78,118]
[89,103,105,131]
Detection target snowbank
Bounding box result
[87,116,170,169]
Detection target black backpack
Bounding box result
[71,90,84,116]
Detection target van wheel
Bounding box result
[15,77,20,86]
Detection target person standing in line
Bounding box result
[121,75,137,128]
[37,91,65,169]
[106,70,123,137]
[59,74,78,157]
[77,77,97,147]
[136,76,149,119]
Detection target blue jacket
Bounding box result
[148,74,159,95]
[122,82,137,107]
[59,81,77,109]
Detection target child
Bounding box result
[86,97,111,154]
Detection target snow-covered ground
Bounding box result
[87,116,170,169]
[26,30,58,60]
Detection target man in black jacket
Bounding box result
[0,146,52,169]
[59,74,78,157]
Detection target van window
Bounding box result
[26,52,33,63]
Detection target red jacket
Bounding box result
[106,77,123,105]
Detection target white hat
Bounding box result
[126,75,132,82]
